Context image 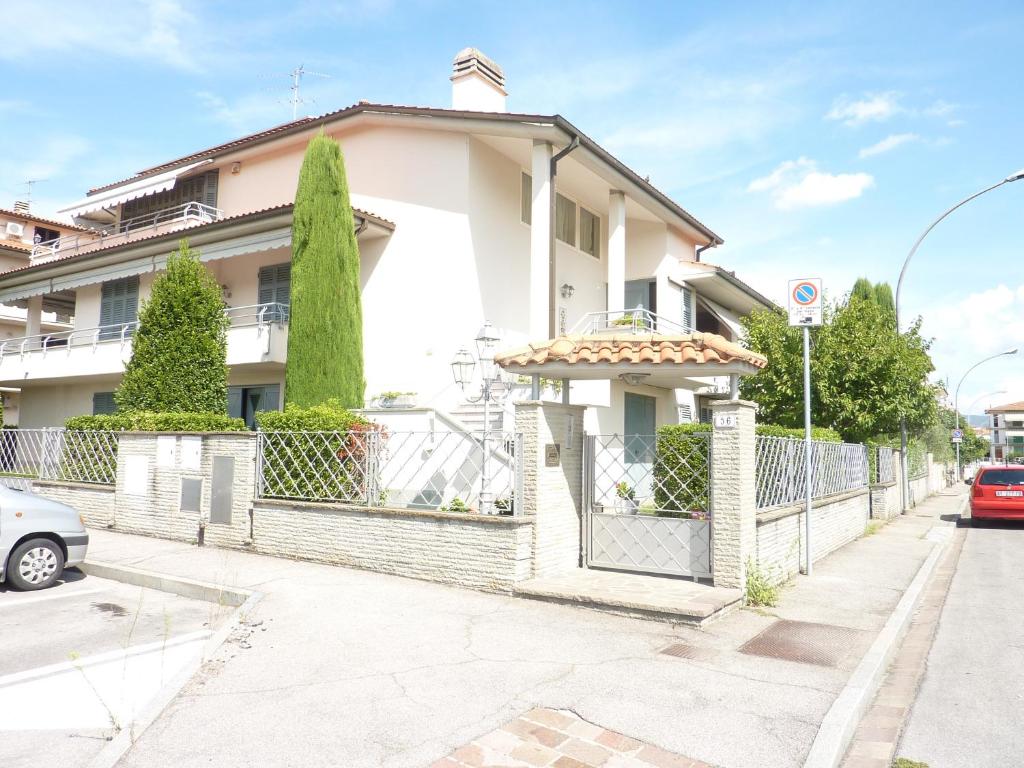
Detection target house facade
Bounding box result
[987,401,1024,462]
[0,49,772,434]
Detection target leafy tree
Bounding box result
[285,133,364,408]
[851,277,895,315]
[932,406,989,463]
[740,296,937,443]
[116,241,228,413]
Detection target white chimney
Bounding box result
[451,48,506,112]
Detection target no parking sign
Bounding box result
[788,278,823,327]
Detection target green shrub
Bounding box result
[116,241,229,413]
[892,759,929,768]
[745,558,779,607]
[755,424,844,442]
[256,400,378,502]
[65,412,246,432]
[653,423,712,516]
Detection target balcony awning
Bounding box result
[58,159,214,219]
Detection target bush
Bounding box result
[65,412,246,432]
[755,424,844,443]
[745,558,779,607]
[256,400,380,502]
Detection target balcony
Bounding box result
[571,308,690,336]
[30,202,223,264]
[0,302,287,384]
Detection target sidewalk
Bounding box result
[83,488,965,768]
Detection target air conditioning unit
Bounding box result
[5,222,25,238]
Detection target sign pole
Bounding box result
[803,325,813,576]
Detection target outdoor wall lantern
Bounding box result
[560,283,575,300]
[450,347,475,387]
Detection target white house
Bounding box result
[0,48,773,436]
[987,401,1024,462]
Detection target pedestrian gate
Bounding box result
[583,433,712,579]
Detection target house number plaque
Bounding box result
[544,443,561,467]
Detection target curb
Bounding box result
[801,495,966,768]
[80,560,263,768]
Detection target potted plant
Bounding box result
[615,481,638,514]
[376,391,417,408]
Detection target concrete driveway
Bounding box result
[0,569,232,767]
[81,504,948,768]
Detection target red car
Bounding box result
[968,465,1024,522]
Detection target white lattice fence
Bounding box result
[756,436,868,510]
[0,428,119,486]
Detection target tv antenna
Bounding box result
[20,179,45,210]
[277,65,331,120]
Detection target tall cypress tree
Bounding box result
[285,133,364,408]
[116,240,228,413]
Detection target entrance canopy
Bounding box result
[494,331,767,390]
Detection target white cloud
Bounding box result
[747,157,874,210]
[858,133,920,158]
[826,92,903,126]
[0,1,204,71]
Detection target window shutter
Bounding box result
[227,387,243,419]
[203,171,219,208]
[681,286,694,332]
[677,405,693,423]
[99,276,139,339]
[92,392,117,415]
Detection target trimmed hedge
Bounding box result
[255,399,369,432]
[652,422,844,515]
[65,412,247,432]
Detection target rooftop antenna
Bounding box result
[283,65,331,120]
[21,179,44,210]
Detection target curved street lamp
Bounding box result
[893,168,1024,508]
[953,349,1018,478]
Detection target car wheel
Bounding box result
[7,538,65,591]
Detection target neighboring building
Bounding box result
[987,401,1024,462]
[0,48,773,433]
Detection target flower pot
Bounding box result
[615,497,639,515]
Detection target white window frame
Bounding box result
[519,170,602,259]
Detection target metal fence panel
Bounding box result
[0,429,119,485]
[256,429,522,514]
[756,436,868,510]
[591,432,710,518]
[871,446,896,484]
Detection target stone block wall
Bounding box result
[515,401,585,578]
[870,482,901,520]
[756,488,870,582]
[31,479,116,528]
[252,500,535,592]
[710,400,757,590]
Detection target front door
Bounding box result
[228,384,281,429]
[624,392,656,496]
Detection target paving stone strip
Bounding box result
[431,707,714,768]
[839,523,967,768]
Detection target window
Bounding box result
[92,392,117,415]
[99,276,139,340]
[555,193,576,246]
[579,207,599,258]
[33,226,59,245]
[520,172,531,225]
[680,286,695,332]
[228,384,281,429]
[258,263,291,321]
[121,170,219,220]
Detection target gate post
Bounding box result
[515,400,586,578]
[709,399,757,591]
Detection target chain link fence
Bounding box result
[257,429,522,514]
[756,436,869,510]
[0,428,120,486]
[591,432,711,518]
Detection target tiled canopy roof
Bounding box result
[987,401,1024,414]
[495,332,768,370]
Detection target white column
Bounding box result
[607,190,626,313]
[530,141,553,339]
[710,399,757,590]
[25,295,42,346]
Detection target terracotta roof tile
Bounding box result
[495,332,767,371]
[987,401,1024,414]
[0,208,88,232]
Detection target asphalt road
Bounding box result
[899,519,1024,766]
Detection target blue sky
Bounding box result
[1,0,1022,413]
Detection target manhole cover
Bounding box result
[659,642,717,661]
[738,620,865,667]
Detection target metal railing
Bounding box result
[0,428,119,486]
[0,302,289,359]
[256,429,522,514]
[30,202,223,261]
[872,446,896,485]
[756,436,869,510]
[591,432,711,518]
[572,307,691,336]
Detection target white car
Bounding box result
[0,485,88,590]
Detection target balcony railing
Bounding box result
[571,308,691,336]
[0,302,288,358]
[30,202,224,262]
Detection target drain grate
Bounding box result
[738,619,865,667]
[659,642,717,661]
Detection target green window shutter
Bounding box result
[202,170,219,208]
[92,392,117,415]
[99,276,139,340]
[681,286,694,332]
[227,386,243,419]
[258,263,291,319]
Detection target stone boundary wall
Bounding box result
[870,481,901,520]
[32,479,116,528]
[252,499,535,592]
[755,488,870,583]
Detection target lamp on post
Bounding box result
[450,321,510,514]
[954,349,1018,480]
[895,168,1024,510]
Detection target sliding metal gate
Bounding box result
[583,433,712,579]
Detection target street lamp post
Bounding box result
[450,321,510,514]
[894,168,1024,510]
[954,351,1018,480]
